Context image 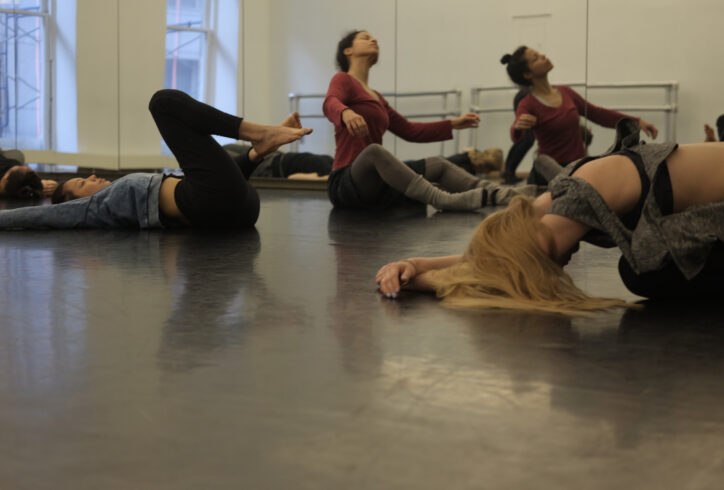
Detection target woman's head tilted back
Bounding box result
[336,30,362,72]
[426,196,630,315]
[501,45,532,86]
[336,29,378,72]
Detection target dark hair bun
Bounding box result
[500,54,512,65]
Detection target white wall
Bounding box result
[585,0,724,154]
[118,0,169,169]
[74,0,119,167]
[394,0,587,162]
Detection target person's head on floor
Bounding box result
[52,175,111,204]
[0,165,43,199]
[423,196,629,315]
[336,29,378,72]
[501,46,553,87]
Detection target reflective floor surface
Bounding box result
[1,189,723,489]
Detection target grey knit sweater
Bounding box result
[547,118,724,279]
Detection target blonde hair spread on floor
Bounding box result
[426,196,633,315]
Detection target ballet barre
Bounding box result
[468,81,679,148]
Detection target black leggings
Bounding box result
[618,241,724,299]
[505,89,534,179]
[148,89,259,228]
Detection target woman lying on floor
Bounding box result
[225,142,503,181]
[0,151,58,199]
[0,89,311,230]
[376,119,724,314]
[324,30,537,212]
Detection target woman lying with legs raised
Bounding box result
[376,119,724,314]
[0,89,311,229]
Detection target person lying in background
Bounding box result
[0,150,58,199]
[225,140,503,182]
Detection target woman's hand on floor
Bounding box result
[376,260,417,299]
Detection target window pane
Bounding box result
[0,1,42,11]
[165,29,206,100]
[0,11,45,149]
[14,1,43,10]
[166,0,205,28]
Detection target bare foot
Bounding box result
[280,112,302,129]
[239,120,312,156]
[705,124,717,142]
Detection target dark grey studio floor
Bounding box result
[1,189,724,490]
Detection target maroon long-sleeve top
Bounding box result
[323,72,453,171]
[511,85,638,164]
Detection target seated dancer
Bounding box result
[501,46,658,173]
[0,89,311,229]
[0,150,58,198]
[325,30,536,212]
[376,119,724,314]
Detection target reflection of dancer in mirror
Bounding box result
[324,30,537,212]
[0,89,311,229]
[501,46,659,173]
[377,120,724,314]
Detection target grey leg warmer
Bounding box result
[404,174,486,211]
[423,156,480,191]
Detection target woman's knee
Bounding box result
[148,89,185,115]
[358,143,389,162]
[424,156,447,178]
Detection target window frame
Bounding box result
[0,0,50,150]
[165,0,212,102]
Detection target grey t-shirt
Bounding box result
[547,119,724,279]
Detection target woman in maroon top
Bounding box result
[323,30,536,211]
[502,46,658,166]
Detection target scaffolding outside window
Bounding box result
[165,0,209,102]
[0,0,48,151]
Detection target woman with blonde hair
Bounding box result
[376,119,724,314]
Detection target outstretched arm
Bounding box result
[566,86,658,139]
[376,255,462,298]
[385,99,453,143]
